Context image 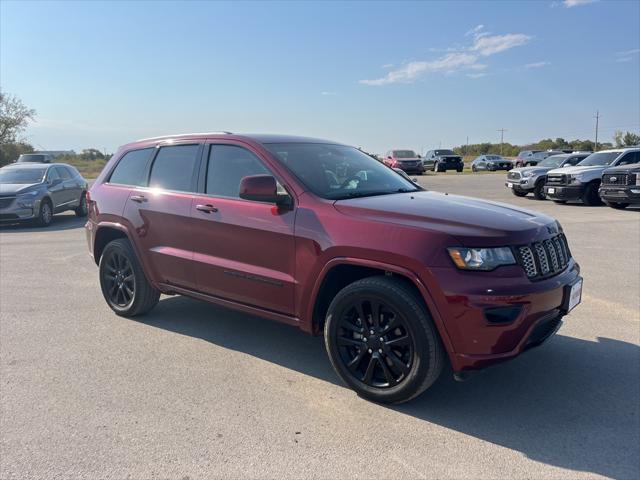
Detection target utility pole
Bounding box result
[498,128,507,156]
[594,110,600,152]
[466,136,469,154]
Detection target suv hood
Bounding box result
[334,191,557,246]
[0,183,41,195]
[512,166,550,175]
[549,165,607,175]
[604,163,640,173]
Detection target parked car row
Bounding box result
[506,147,640,209]
[0,162,89,225]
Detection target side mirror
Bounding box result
[239,175,289,205]
[417,154,422,158]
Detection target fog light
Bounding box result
[484,306,522,324]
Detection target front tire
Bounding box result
[99,238,160,317]
[36,199,53,227]
[582,182,603,206]
[511,189,528,197]
[324,276,445,404]
[533,180,546,200]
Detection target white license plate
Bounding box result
[507,182,513,188]
[547,187,555,194]
[567,278,583,312]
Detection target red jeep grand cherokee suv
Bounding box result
[86,133,583,403]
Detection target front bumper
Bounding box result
[425,261,581,372]
[0,198,40,222]
[398,165,425,174]
[544,184,584,200]
[599,186,640,204]
[505,176,536,192]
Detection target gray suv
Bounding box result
[506,153,589,200]
[0,163,88,226]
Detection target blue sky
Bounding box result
[1,0,639,154]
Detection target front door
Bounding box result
[190,143,296,315]
[123,143,202,290]
[46,167,66,209]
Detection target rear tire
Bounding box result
[324,276,445,404]
[456,167,463,173]
[604,201,629,210]
[533,180,546,200]
[582,182,603,206]
[99,238,160,317]
[36,199,53,227]
[74,192,88,217]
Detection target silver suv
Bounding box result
[544,147,640,205]
[506,153,589,200]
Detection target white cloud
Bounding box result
[465,24,484,37]
[467,73,487,79]
[320,91,337,96]
[615,48,640,63]
[360,53,479,86]
[525,61,550,68]
[471,33,532,56]
[381,63,394,69]
[360,28,531,86]
[563,0,597,7]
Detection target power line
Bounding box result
[498,128,507,155]
[594,110,600,152]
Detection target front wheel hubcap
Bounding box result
[336,299,414,388]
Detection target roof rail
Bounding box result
[135,131,233,142]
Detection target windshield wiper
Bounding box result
[335,188,418,200]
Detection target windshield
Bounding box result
[393,150,417,158]
[538,155,566,167]
[0,168,47,184]
[435,150,455,156]
[17,154,46,163]
[486,155,503,161]
[578,151,621,166]
[265,143,420,200]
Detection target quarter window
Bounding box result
[206,145,270,198]
[148,145,200,192]
[109,148,154,186]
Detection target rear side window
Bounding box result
[618,151,640,166]
[148,145,200,192]
[206,145,270,198]
[56,166,71,179]
[109,148,154,186]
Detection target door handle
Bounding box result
[196,204,218,213]
[130,195,147,203]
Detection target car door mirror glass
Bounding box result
[239,174,284,204]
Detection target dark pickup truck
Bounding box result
[599,163,640,209]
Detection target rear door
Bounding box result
[123,143,202,290]
[190,142,296,315]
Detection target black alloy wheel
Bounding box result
[325,276,444,404]
[336,297,414,388]
[103,250,135,308]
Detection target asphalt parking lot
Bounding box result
[1,174,638,479]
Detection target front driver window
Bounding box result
[207,145,273,199]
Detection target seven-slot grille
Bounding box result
[546,173,567,186]
[602,173,633,185]
[516,233,571,280]
[0,196,16,209]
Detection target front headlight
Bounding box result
[522,171,535,178]
[17,190,39,198]
[447,247,516,271]
[568,174,582,184]
[16,190,38,207]
[635,174,640,186]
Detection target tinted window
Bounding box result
[618,151,640,166]
[393,150,417,158]
[149,145,199,192]
[56,166,71,179]
[206,145,270,198]
[17,154,46,163]
[435,150,455,156]
[0,167,47,184]
[47,167,60,181]
[109,148,154,186]
[265,143,419,200]
[579,151,621,166]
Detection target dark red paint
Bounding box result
[86,133,581,374]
